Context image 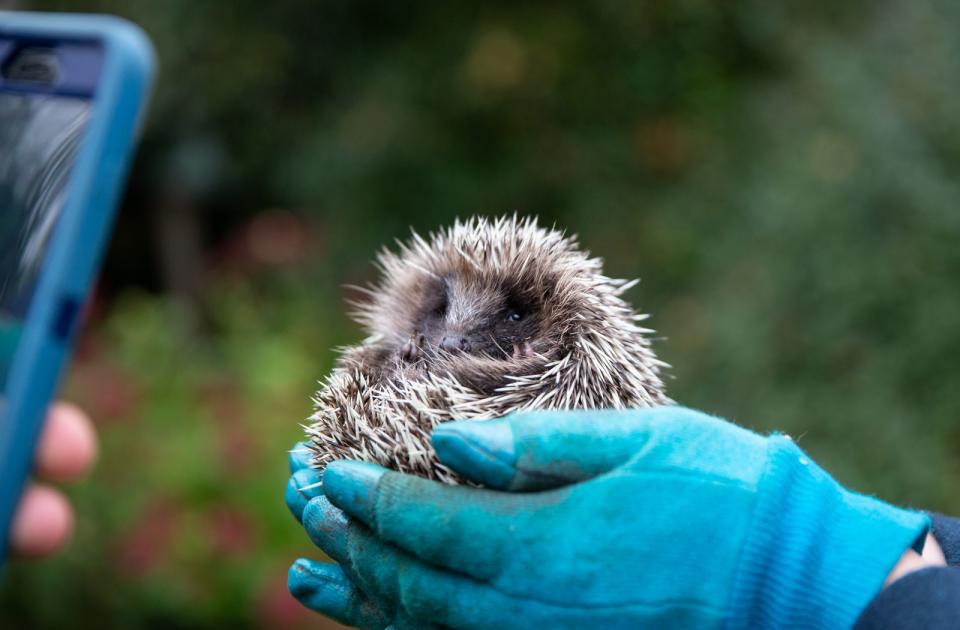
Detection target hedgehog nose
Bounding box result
[440,335,471,353]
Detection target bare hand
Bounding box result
[9,402,97,558]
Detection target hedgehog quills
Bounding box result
[305,216,669,483]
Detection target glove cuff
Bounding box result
[727,436,929,629]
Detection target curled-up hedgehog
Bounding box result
[305,215,670,483]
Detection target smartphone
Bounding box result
[0,12,154,564]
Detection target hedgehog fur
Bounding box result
[305,215,670,483]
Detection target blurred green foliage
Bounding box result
[3,0,960,627]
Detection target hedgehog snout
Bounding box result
[440,335,471,353]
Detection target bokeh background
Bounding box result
[3,0,960,627]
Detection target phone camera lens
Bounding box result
[2,47,60,84]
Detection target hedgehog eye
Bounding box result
[433,300,447,317]
[506,309,524,322]
[426,279,449,318]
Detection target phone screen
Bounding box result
[0,84,92,390]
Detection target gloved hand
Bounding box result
[285,407,929,629]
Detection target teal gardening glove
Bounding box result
[285,407,929,629]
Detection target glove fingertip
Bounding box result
[288,441,314,474]
[285,468,323,523]
[289,558,391,629]
[432,424,517,489]
[322,461,387,526]
[301,495,351,562]
[288,559,354,618]
[288,558,321,596]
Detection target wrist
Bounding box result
[884,533,947,587]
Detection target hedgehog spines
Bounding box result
[306,215,670,483]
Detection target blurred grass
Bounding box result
[3,0,960,627]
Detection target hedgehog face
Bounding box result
[401,273,545,361]
[352,216,638,383]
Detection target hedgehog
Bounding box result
[305,215,670,483]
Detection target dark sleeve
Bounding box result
[854,567,960,630]
[853,513,960,629]
[930,512,960,567]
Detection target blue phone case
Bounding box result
[0,12,155,566]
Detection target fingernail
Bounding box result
[286,468,323,522]
[322,461,387,525]
[288,441,314,473]
[432,419,516,489]
[302,496,351,561]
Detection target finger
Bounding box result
[302,494,400,593]
[9,484,74,558]
[431,406,721,490]
[301,495,353,565]
[288,558,391,630]
[35,402,97,482]
[301,494,427,627]
[329,513,537,630]
[302,494,405,590]
[288,441,313,474]
[286,468,323,523]
[321,461,544,580]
